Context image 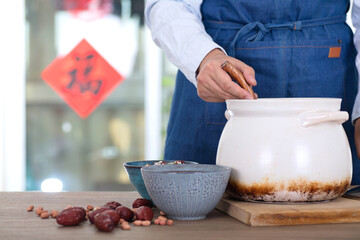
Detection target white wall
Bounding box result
[0,1,26,191]
[145,27,162,160]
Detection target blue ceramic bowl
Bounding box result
[141,164,231,220]
[124,160,198,200]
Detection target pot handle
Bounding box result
[298,111,349,127]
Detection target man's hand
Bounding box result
[355,119,360,159]
[196,48,257,102]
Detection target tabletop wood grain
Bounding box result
[0,191,360,240]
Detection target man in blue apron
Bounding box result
[145,0,360,184]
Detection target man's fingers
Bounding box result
[197,73,238,102]
[198,68,253,101]
[217,69,255,99]
[196,50,257,102]
[232,60,257,86]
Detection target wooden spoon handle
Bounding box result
[221,61,255,98]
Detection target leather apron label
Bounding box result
[328,47,341,58]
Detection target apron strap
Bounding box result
[203,15,346,56]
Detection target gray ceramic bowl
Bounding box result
[124,160,198,200]
[141,164,231,220]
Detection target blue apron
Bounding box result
[164,0,360,184]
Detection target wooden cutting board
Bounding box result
[216,196,360,226]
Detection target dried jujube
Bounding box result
[115,206,134,222]
[102,209,120,224]
[132,198,153,208]
[88,207,112,224]
[94,213,115,232]
[56,207,86,226]
[104,201,122,210]
[135,206,154,221]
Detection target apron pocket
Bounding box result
[283,39,344,98]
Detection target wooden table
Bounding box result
[1,191,360,240]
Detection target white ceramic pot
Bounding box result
[216,98,352,202]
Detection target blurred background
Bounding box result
[0,0,177,192]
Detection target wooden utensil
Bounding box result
[221,61,255,98]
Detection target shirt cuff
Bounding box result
[179,38,226,87]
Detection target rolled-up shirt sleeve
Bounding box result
[145,0,225,86]
[352,0,360,123]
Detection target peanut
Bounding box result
[37,210,48,217]
[51,210,59,218]
[121,223,131,230]
[133,220,142,226]
[154,215,174,226]
[87,205,94,211]
[157,216,167,221]
[27,205,34,212]
[141,220,151,226]
[41,212,50,219]
[35,207,43,215]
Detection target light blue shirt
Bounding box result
[352,0,360,122]
[145,0,223,87]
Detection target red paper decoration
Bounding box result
[41,39,124,118]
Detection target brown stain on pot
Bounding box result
[227,177,351,202]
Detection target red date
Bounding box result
[94,213,115,232]
[102,209,120,224]
[132,198,153,208]
[115,206,134,222]
[104,201,122,210]
[56,207,86,226]
[135,206,154,221]
[88,207,112,224]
